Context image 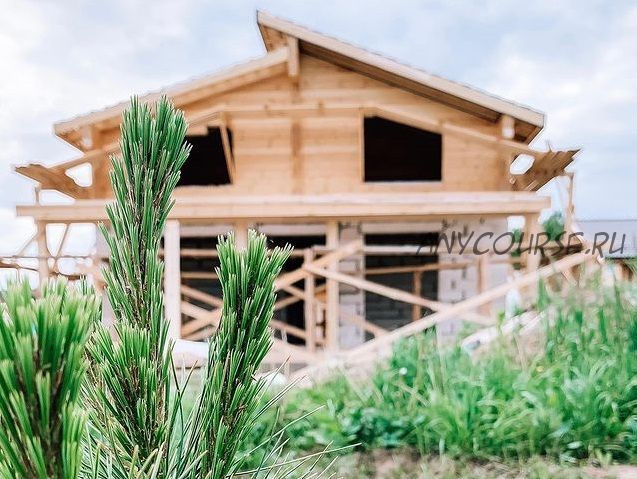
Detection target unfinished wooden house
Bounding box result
[11,12,585,367]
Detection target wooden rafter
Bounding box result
[15,164,91,199]
[218,112,235,182]
[512,149,579,191]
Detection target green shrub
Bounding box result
[0,97,313,478]
[268,275,637,464]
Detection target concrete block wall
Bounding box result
[437,217,509,338]
[337,222,366,348]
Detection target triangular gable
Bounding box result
[257,11,544,142]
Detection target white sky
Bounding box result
[0,0,635,259]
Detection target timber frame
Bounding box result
[8,12,584,372]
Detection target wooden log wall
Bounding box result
[89,55,507,198]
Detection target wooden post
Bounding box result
[525,214,542,273]
[523,214,542,302]
[499,114,515,188]
[411,271,422,321]
[477,255,490,315]
[304,248,316,352]
[565,173,574,234]
[234,221,248,250]
[164,220,181,340]
[36,221,49,292]
[325,221,340,350]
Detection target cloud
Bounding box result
[0,0,634,261]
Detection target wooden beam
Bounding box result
[499,114,515,139]
[274,239,362,291]
[15,164,91,199]
[325,221,340,350]
[287,35,300,83]
[180,284,223,307]
[181,302,221,337]
[304,248,316,352]
[525,214,542,274]
[36,222,49,291]
[477,255,490,315]
[372,105,542,159]
[234,221,249,250]
[17,192,550,223]
[341,312,388,338]
[411,271,422,321]
[219,112,236,182]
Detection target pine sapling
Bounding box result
[0,279,100,479]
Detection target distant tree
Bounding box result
[542,211,565,241]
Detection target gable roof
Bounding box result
[257,11,544,141]
[55,11,545,150]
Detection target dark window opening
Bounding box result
[363,116,442,182]
[179,127,232,186]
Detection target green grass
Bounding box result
[246,275,637,470]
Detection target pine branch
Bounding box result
[0,279,100,479]
[86,96,190,475]
[180,231,291,479]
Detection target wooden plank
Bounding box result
[274,239,362,291]
[180,242,360,338]
[304,248,316,352]
[304,263,492,325]
[181,302,221,337]
[181,272,218,280]
[341,312,387,338]
[180,284,223,307]
[270,318,308,341]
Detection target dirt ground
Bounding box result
[330,450,637,478]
